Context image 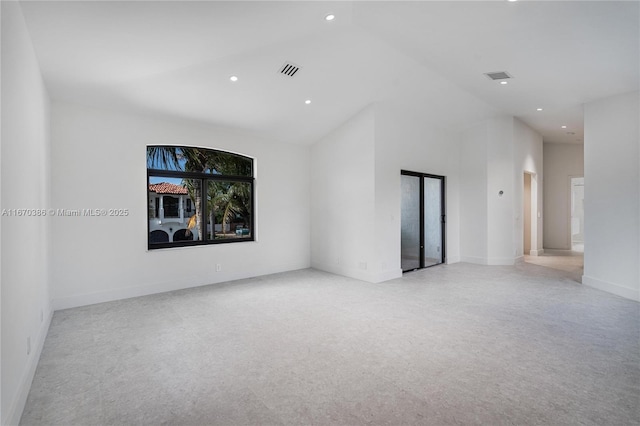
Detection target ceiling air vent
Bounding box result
[484,71,513,81]
[279,62,301,77]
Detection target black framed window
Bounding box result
[147,146,254,249]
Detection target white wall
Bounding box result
[543,143,584,250]
[1,2,53,424]
[311,101,465,282]
[374,102,462,274]
[310,106,378,281]
[487,116,515,264]
[514,119,544,257]
[583,91,639,301]
[460,121,489,263]
[50,102,310,309]
[459,116,543,265]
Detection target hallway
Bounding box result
[524,250,584,283]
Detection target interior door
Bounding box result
[401,171,445,272]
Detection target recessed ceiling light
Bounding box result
[229,75,238,82]
[325,14,335,21]
[561,125,567,129]
[500,81,508,85]
[536,108,543,111]
[305,99,311,105]
[508,0,518,2]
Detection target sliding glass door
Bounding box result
[401,174,421,271]
[401,171,445,272]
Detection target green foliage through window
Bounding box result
[147,146,252,176]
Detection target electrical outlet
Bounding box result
[215,264,221,272]
[27,337,31,355]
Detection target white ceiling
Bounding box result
[18,1,639,145]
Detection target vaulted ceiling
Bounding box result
[19,1,639,145]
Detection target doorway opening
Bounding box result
[524,173,583,283]
[570,177,584,252]
[524,173,532,255]
[523,171,539,256]
[401,170,445,272]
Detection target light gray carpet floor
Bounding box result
[21,262,640,425]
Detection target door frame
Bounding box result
[523,172,533,255]
[523,171,540,256]
[401,170,446,272]
[568,175,584,250]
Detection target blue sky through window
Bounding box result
[149,176,183,185]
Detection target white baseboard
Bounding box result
[543,249,574,256]
[53,262,310,310]
[375,268,403,282]
[487,257,516,266]
[446,256,461,264]
[583,275,640,302]
[311,261,402,283]
[460,256,515,266]
[514,255,525,263]
[529,249,544,256]
[5,304,54,426]
[460,256,489,265]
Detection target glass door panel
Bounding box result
[401,174,421,271]
[423,177,443,267]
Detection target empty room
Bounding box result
[2,1,639,425]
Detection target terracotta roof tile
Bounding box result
[149,182,188,195]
